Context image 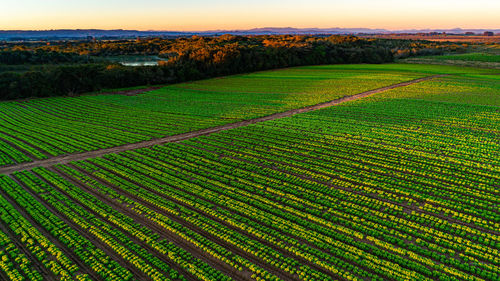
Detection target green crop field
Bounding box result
[0,64,458,168]
[426,53,500,63]
[0,63,498,281]
[402,52,500,69]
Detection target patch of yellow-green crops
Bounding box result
[0,64,437,168]
[0,63,498,281]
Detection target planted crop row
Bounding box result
[0,173,133,281]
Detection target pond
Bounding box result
[120,61,159,66]
[102,55,163,67]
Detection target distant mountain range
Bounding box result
[1,28,499,40]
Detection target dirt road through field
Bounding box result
[0,75,446,174]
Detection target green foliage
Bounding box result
[0,63,497,281]
[0,34,467,100]
[0,64,427,168]
[372,75,500,106]
[430,53,500,63]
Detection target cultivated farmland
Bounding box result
[0,65,429,168]
[403,52,500,69]
[0,63,498,281]
[0,64,496,169]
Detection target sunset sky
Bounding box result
[1,0,499,31]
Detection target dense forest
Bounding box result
[0,35,466,100]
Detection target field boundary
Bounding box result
[0,74,447,174]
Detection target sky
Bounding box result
[0,0,499,31]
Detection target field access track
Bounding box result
[0,74,446,175]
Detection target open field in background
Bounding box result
[364,34,500,43]
[1,63,483,169]
[0,62,498,281]
[402,49,500,69]
[372,74,500,106]
[426,53,500,63]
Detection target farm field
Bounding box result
[403,51,500,69]
[0,63,467,169]
[429,53,500,63]
[0,63,498,281]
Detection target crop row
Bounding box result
[0,173,133,281]
[0,97,221,168]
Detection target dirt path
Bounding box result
[0,75,446,175]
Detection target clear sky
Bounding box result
[1,0,499,31]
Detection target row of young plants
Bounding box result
[25,167,190,281]
[55,163,263,280]
[138,140,498,281]
[70,158,310,281]
[0,175,90,280]
[164,94,499,280]
[0,97,222,167]
[32,166,237,281]
[0,66,430,168]
[255,120,499,203]
[222,124,498,197]
[83,153,362,281]
[108,147,429,281]
[181,134,499,269]
[62,142,472,280]
[51,127,497,281]
[2,128,495,281]
[0,103,148,155]
[0,141,32,166]
[29,97,218,137]
[0,219,45,281]
[301,98,500,166]
[213,126,499,229]
[0,132,48,162]
[0,173,133,281]
[89,90,499,281]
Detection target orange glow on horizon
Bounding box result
[1,0,499,31]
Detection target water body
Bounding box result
[120,61,159,66]
[103,55,162,67]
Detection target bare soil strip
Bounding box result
[0,75,446,175]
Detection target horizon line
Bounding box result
[1,26,500,33]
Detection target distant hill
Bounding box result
[0,29,193,40]
[1,27,499,40]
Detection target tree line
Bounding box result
[0,35,464,100]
